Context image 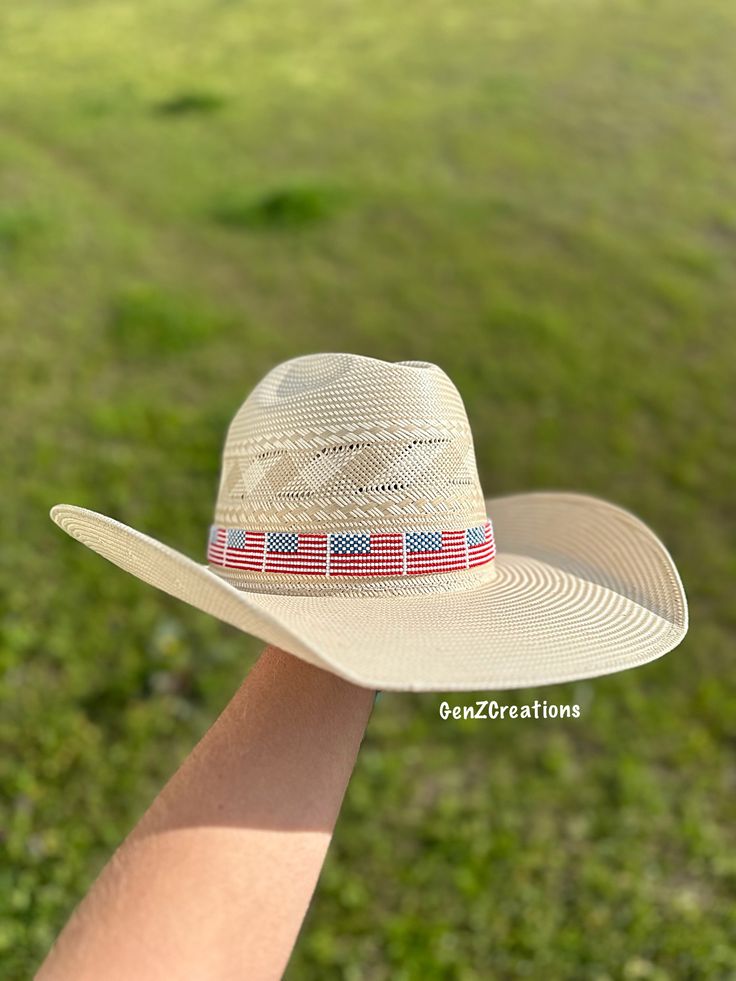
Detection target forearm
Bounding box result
[37,647,375,981]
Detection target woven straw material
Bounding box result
[215,355,486,535]
[50,491,687,692]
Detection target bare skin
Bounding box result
[37,647,375,981]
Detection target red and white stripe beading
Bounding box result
[207,520,495,577]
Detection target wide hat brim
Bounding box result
[50,492,687,692]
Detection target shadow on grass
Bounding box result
[109,284,234,356]
[155,90,226,115]
[212,185,348,231]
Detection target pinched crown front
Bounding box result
[214,354,486,532]
[207,354,495,594]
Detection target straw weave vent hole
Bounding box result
[356,483,406,493]
[317,443,367,454]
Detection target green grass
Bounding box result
[1,0,735,976]
[154,89,226,116]
[213,184,348,230]
[109,283,234,355]
[0,207,46,259]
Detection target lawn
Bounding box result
[1,0,735,976]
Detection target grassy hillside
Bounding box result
[1,0,735,976]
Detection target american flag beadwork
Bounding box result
[207,519,495,578]
[266,532,299,552]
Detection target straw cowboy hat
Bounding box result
[51,354,687,691]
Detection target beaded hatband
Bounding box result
[207,520,495,577]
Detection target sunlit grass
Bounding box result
[1,0,735,976]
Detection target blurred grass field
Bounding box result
[1,0,735,976]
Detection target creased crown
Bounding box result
[214,353,486,533]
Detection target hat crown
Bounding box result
[214,353,486,533]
